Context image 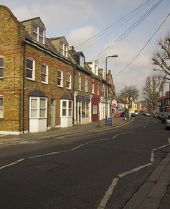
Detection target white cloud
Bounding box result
[68,26,98,47]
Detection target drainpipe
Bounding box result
[22,42,25,134]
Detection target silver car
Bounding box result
[165,115,170,129]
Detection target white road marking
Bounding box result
[118,163,152,178]
[151,148,157,162]
[168,138,170,144]
[97,178,119,209]
[0,159,24,171]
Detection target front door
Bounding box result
[51,99,55,128]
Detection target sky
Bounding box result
[1,0,170,99]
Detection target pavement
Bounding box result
[0,116,170,209]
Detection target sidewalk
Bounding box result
[0,117,133,146]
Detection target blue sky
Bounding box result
[1,0,170,98]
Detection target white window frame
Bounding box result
[93,105,97,114]
[97,81,100,95]
[41,64,48,84]
[66,72,71,89]
[85,77,88,92]
[57,70,63,87]
[0,96,4,118]
[32,24,45,44]
[26,58,35,81]
[29,97,47,119]
[78,76,82,91]
[0,57,4,79]
[60,100,73,117]
[60,42,68,58]
[79,55,84,68]
[92,79,95,94]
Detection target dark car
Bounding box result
[131,113,136,117]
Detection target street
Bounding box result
[0,116,169,209]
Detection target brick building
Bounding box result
[0,5,116,134]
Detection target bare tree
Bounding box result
[143,75,163,112]
[152,35,170,77]
[118,86,139,112]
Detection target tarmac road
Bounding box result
[0,116,169,209]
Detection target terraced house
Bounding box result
[0,5,115,134]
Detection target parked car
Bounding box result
[161,112,169,123]
[131,113,136,117]
[143,112,151,117]
[165,115,170,129]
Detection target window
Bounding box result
[40,98,46,118]
[32,24,45,44]
[57,70,63,87]
[26,58,35,80]
[30,97,47,118]
[97,81,100,95]
[79,56,84,68]
[60,42,68,57]
[85,78,88,92]
[66,73,71,89]
[61,100,73,117]
[92,79,95,94]
[30,98,38,118]
[93,105,97,114]
[78,76,82,91]
[0,97,4,118]
[41,64,48,84]
[0,57,4,78]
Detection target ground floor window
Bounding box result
[0,96,3,118]
[30,97,47,118]
[60,100,73,117]
[92,105,97,114]
[82,102,89,117]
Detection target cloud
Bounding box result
[68,26,98,47]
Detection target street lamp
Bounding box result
[105,55,118,124]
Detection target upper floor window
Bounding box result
[32,24,45,44]
[78,76,82,91]
[85,77,88,92]
[0,96,4,118]
[66,73,71,89]
[0,57,4,78]
[97,81,100,95]
[57,70,63,87]
[92,79,95,94]
[41,64,48,84]
[60,42,68,57]
[26,58,35,81]
[79,56,84,68]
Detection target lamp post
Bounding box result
[105,55,118,125]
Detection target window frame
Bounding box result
[26,58,35,81]
[78,76,82,91]
[41,64,48,84]
[57,70,63,87]
[0,57,4,79]
[0,96,4,118]
[32,24,45,44]
[92,79,95,94]
[66,72,72,89]
[60,100,73,117]
[85,77,88,93]
[29,97,47,119]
